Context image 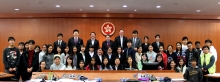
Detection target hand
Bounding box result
[9,68,13,72]
[12,68,16,71]
[27,68,30,72]
[29,67,33,72]
[201,68,204,71]
[134,48,137,51]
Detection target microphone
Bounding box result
[50,71,59,81]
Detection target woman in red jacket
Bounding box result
[85,57,100,70]
[158,45,167,70]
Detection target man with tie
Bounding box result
[53,33,66,54]
[68,29,84,53]
[114,29,128,50]
[86,32,100,52]
[130,30,142,51]
[152,34,164,53]
[102,35,114,55]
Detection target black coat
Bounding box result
[112,64,124,70]
[68,37,84,53]
[152,41,164,53]
[23,50,39,72]
[53,40,67,53]
[102,40,115,54]
[86,39,100,51]
[185,48,199,67]
[114,36,128,50]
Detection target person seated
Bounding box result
[124,56,138,70]
[77,60,86,70]
[155,54,165,70]
[168,60,177,72]
[137,53,149,70]
[50,56,64,70]
[100,57,113,70]
[176,58,187,74]
[60,56,76,70]
[85,57,100,70]
[112,57,124,70]
[37,61,46,72]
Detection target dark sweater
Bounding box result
[184,66,203,82]
[3,47,20,70]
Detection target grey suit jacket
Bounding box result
[130,37,142,48]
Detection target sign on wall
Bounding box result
[101,22,115,36]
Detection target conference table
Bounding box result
[204,73,220,82]
[0,72,14,81]
[31,70,185,82]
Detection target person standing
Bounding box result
[68,29,84,53]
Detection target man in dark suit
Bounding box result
[124,40,136,63]
[68,29,84,53]
[86,32,99,51]
[102,35,114,55]
[53,33,66,54]
[152,34,164,53]
[130,30,142,51]
[114,29,128,50]
[95,48,103,65]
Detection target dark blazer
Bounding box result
[114,36,128,50]
[115,53,126,65]
[77,52,89,66]
[185,48,199,67]
[85,52,97,65]
[23,50,39,72]
[124,47,136,63]
[112,64,124,70]
[142,43,151,53]
[53,40,67,53]
[104,54,115,66]
[95,55,103,65]
[102,40,114,55]
[68,37,84,53]
[130,37,142,48]
[86,39,100,51]
[124,63,138,70]
[152,41,164,53]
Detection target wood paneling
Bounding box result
[0,15,220,72]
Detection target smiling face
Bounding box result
[157,56,162,62]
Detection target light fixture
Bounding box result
[56,5,60,8]
[196,10,201,12]
[134,10,137,11]
[156,6,161,8]
[79,9,82,11]
[123,5,127,8]
[14,9,19,11]
[218,2,220,4]
[107,9,109,11]
[89,5,94,7]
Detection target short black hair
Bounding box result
[205,39,212,44]
[28,40,35,44]
[73,29,79,33]
[187,41,193,45]
[18,42,25,46]
[202,45,210,50]
[182,36,188,41]
[8,37,15,42]
[127,39,132,43]
[144,36,149,40]
[80,45,85,48]
[54,56,61,60]
[120,29,124,31]
[57,33,63,37]
[195,41,200,45]
[89,45,95,48]
[132,30,138,34]
[90,32,96,35]
[35,45,40,49]
[155,34,160,38]
[25,41,29,45]
[191,58,197,62]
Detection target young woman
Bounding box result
[137,53,149,70]
[166,45,178,63]
[85,57,100,70]
[100,57,113,70]
[34,45,41,53]
[175,42,182,57]
[54,46,64,64]
[115,47,125,65]
[60,45,70,64]
[43,44,54,69]
[106,47,115,66]
[77,45,88,67]
[146,44,157,63]
[168,60,177,72]
[135,46,142,63]
[112,57,124,70]
[39,44,47,63]
[159,45,167,70]
[124,56,138,70]
[142,36,150,53]
[71,46,78,68]
[77,60,85,70]
[176,58,187,74]
[37,61,46,72]
[61,56,76,70]
[155,54,164,70]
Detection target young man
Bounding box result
[3,37,20,80]
[17,42,26,80]
[201,39,217,63]
[199,45,216,74]
[181,36,188,57]
[114,29,128,50]
[23,40,39,80]
[195,41,202,55]
[68,29,84,53]
[130,30,142,51]
[184,58,203,82]
[124,40,136,63]
[185,41,199,67]
[152,34,164,53]
[102,35,114,55]
[86,32,100,51]
[53,33,66,53]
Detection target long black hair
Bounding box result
[39,60,46,72]
[56,46,62,54]
[168,60,176,70]
[155,54,164,67]
[46,44,53,55]
[176,42,182,56]
[141,53,149,62]
[89,57,99,70]
[101,57,110,69]
[125,56,136,68]
[65,56,74,68]
[64,45,70,56]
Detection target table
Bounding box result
[0,72,14,81]
[32,70,184,82]
[204,73,220,82]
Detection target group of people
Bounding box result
[3,29,217,82]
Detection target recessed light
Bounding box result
[107,9,110,11]
[123,5,127,8]
[14,9,19,11]
[89,5,94,7]
[218,2,220,4]
[134,10,137,11]
[56,5,60,8]
[196,10,201,12]
[79,9,82,11]
[156,6,161,8]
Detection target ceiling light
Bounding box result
[56,5,60,7]
[89,5,94,7]
[123,5,127,8]
[218,2,220,4]
[79,9,82,11]
[156,6,161,8]
[107,9,109,11]
[14,9,19,11]
[134,10,137,11]
[196,10,201,12]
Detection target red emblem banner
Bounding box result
[101,22,115,36]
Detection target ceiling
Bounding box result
[0,0,220,15]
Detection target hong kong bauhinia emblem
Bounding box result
[101,22,116,36]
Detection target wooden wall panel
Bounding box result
[0,18,220,72]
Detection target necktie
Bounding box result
[59,41,61,46]
[120,36,123,48]
[74,38,77,44]
[133,38,136,47]
[127,49,129,57]
[157,42,159,48]
[107,41,110,48]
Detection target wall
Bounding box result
[0,14,220,72]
